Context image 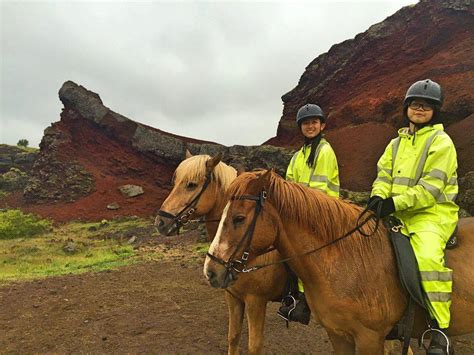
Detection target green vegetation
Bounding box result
[0,214,154,284]
[0,209,52,239]
[17,139,29,148]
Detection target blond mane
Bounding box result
[174,155,237,191]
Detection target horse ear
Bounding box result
[234,164,246,176]
[256,169,273,190]
[205,152,223,173]
[185,149,193,160]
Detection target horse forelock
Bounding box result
[174,155,237,191]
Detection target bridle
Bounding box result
[206,189,386,275]
[206,191,268,273]
[157,173,213,232]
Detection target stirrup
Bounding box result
[277,295,297,321]
[419,328,451,355]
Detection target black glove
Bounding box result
[368,196,395,218]
[367,195,383,210]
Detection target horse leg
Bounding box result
[354,330,385,355]
[383,340,414,355]
[326,330,355,355]
[245,296,267,355]
[225,291,245,355]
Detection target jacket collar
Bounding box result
[398,123,444,138]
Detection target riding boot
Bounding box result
[427,328,453,355]
[277,292,311,325]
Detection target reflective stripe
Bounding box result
[448,177,457,185]
[424,169,448,184]
[414,130,445,183]
[375,176,392,184]
[393,176,415,186]
[377,166,392,176]
[391,137,401,170]
[290,152,298,170]
[446,193,457,201]
[306,142,327,186]
[420,270,453,282]
[426,292,451,302]
[438,193,457,203]
[310,175,340,193]
[419,180,442,200]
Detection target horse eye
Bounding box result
[233,215,246,225]
[186,182,198,190]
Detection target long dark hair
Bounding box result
[304,133,323,167]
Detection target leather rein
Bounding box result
[206,190,383,274]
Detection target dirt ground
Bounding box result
[1,233,473,354]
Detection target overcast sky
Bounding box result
[1,0,416,148]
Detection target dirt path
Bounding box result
[1,238,473,354]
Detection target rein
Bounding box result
[157,173,212,232]
[206,191,384,274]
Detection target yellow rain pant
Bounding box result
[298,279,304,293]
[410,231,452,328]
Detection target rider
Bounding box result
[277,103,340,325]
[369,79,458,355]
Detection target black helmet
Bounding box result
[404,79,444,107]
[296,104,325,125]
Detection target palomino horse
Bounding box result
[204,170,474,354]
[155,152,290,354]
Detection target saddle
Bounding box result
[385,217,458,354]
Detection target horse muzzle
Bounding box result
[204,260,237,289]
[154,214,179,236]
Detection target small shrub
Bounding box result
[0,209,52,239]
[17,139,29,148]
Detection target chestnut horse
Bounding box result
[155,153,289,354]
[204,170,474,354]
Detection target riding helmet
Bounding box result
[404,79,444,107]
[296,104,325,125]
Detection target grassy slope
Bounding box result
[0,217,160,284]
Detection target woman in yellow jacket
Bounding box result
[369,79,458,355]
[277,103,340,325]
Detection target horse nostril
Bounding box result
[206,270,215,281]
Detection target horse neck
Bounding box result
[204,182,229,241]
[276,210,400,298]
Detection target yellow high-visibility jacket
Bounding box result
[371,124,459,236]
[286,138,340,198]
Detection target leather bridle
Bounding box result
[206,190,383,274]
[206,191,268,273]
[157,173,212,232]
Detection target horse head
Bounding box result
[204,170,282,289]
[155,151,228,236]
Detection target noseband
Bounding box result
[206,191,267,274]
[157,173,212,231]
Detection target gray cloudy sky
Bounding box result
[1,0,415,148]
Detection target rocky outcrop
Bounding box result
[0,144,38,174]
[458,171,474,216]
[266,0,474,191]
[5,82,293,221]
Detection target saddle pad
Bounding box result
[389,228,427,310]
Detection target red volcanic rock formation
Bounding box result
[2,82,293,222]
[266,0,474,191]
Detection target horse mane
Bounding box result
[227,171,387,256]
[174,155,237,192]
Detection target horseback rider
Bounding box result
[369,79,458,355]
[277,103,340,325]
